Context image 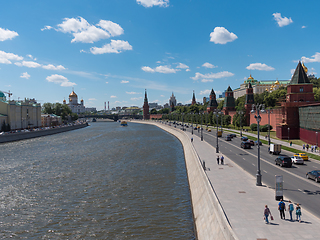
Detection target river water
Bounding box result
[0,122,195,239]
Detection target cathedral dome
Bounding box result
[69,91,77,98]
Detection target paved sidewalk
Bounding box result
[185,129,320,240]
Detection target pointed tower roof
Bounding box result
[192,90,196,105]
[144,89,148,103]
[226,86,233,92]
[290,61,310,85]
[210,88,215,96]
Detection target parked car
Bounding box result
[241,141,251,149]
[294,153,308,161]
[225,136,232,141]
[248,140,255,146]
[275,156,292,167]
[306,170,320,183]
[254,140,262,145]
[241,136,248,141]
[291,156,304,164]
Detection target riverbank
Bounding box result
[0,122,88,144]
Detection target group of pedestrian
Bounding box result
[216,155,224,165]
[302,143,318,152]
[264,199,302,224]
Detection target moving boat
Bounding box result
[120,120,128,126]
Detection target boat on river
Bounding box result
[120,121,128,126]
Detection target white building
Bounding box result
[63,90,96,114]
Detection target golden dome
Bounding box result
[63,99,66,103]
[275,80,280,85]
[302,62,308,73]
[69,91,77,98]
[81,99,83,102]
[248,74,254,80]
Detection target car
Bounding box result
[248,140,255,146]
[254,140,262,145]
[230,134,236,138]
[275,156,292,167]
[208,129,211,132]
[225,136,232,141]
[226,134,233,138]
[241,141,251,149]
[306,170,320,183]
[291,156,304,164]
[294,153,308,161]
[241,136,248,141]
[194,127,197,130]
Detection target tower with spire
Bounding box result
[206,89,218,113]
[143,89,150,120]
[223,86,235,115]
[191,90,196,105]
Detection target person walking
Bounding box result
[306,144,309,151]
[296,203,302,222]
[288,200,294,221]
[216,155,219,165]
[290,141,292,146]
[220,155,224,165]
[264,205,272,224]
[191,137,193,143]
[278,199,286,219]
[303,144,305,150]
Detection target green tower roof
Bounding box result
[290,61,310,85]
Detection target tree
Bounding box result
[42,103,54,114]
[150,108,157,114]
[217,100,224,110]
[1,121,6,132]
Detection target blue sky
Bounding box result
[1,0,320,110]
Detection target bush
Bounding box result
[250,123,258,131]
[260,124,273,132]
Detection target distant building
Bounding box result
[149,102,159,109]
[169,93,177,107]
[163,103,170,109]
[143,89,150,120]
[191,91,196,105]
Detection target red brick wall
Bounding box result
[150,114,162,119]
[300,128,320,146]
[249,109,281,129]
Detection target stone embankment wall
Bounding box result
[0,123,88,144]
[134,121,238,240]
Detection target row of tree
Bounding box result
[42,103,78,121]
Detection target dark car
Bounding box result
[194,127,197,130]
[241,136,248,141]
[230,134,236,138]
[306,170,320,183]
[241,141,251,149]
[254,140,262,145]
[275,156,292,167]
[248,140,255,146]
[225,136,232,141]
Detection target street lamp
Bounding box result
[237,111,243,137]
[288,127,290,143]
[182,112,184,131]
[214,109,221,153]
[201,111,203,141]
[251,103,265,186]
[191,113,194,134]
[316,131,318,152]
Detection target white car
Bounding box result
[291,156,304,164]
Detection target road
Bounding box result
[171,122,320,219]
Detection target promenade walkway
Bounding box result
[142,121,320,240]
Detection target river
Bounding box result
[0,121,195,239]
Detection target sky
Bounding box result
[1,0,320,110]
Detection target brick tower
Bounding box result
[143,89,150,120]
[206,89,218,113]
[191,90,196,105]
[222,86,236,115]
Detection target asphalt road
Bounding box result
[172,123,320,219]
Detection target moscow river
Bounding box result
[0,122,195,239]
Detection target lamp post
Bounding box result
[182,112,184,131]
[237,111,243,137]
[201,111,203,141]
[316,131,318,152]
[251,103,265,186]
[214,109,221,153]
[191,113,194,134]
[288,127,290,142]
[266,108,273,146]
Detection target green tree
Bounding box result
[217,100,224,110]
[42,103,54,114]
[150,108,157,114]
[314,87,320,101]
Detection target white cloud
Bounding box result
[273,13,293,27]
[301,52,320,63]
[200,89,211,95]
[246,63,275,71]
[0,27,19,41]
[202,62,217,68]
[121,80,129,83]
[15,60,41,68]
[20,72,30,79]
[88,98,97,101]
[0,50,23,64]
[141,66,155,73]
[126,91,139,94]
[137,0,169,8]
[291,69,295,75]
[210,27,238,44]
[27,54,36,60]
[176,63,189,69]
[302,26,306,29]
[131,97,143,101]
[41,25,53,31]
[110,95,117,98]
[90,40,132,54]
[53,17,125,44]
[42,64,66,70]
[160,95,165,97]
[191,71,234,80]
[201,79,214,83]
[105,81,109,84]
[46,74,76,87]
[186,69,191,72]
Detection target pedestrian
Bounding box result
[290,141,292,146]
[296,203,302,222]
[191,137,193,142]
[278,199,286,219]
[303,144,305,150]
[220,155,224,165]
[216,155,219,165]
[306,144,309,151]
[288,200,294,221]
[264,205,272,224]
[265,135,267,140]
[311,145,314,152]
